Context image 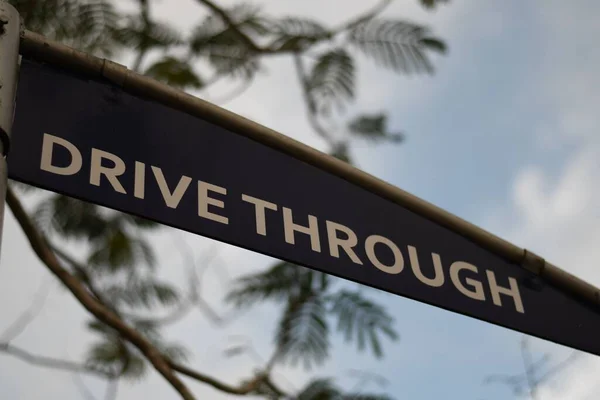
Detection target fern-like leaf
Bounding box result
[189,3,270,78]
[226,261,299,307]
[348,113,404,143]
[420,0,450,9]
[327,290,398,358]
[309,49,355,115]
[34,195,109,240]
[276,293,329,369]
[87,229,155,271]
[348,19,446,74]
[113,15,182,50]
[86,337,146,380]
[102,279,179,309]
[270,17,330,51]
[144,56,203,89]
[297,378,340,400]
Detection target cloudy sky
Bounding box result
[1,0,600,399]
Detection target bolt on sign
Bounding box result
[8,33,600,357]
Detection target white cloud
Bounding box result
[491,0,600,398]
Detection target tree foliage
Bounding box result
[228,262,398,368]
[5,0,448,398]
[296,378,393,400]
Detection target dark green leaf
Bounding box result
[11,0,120,56]
[34,195,109,240]
[226,261,299,307]
[297,378,340,400]
[226,261,329,307]
[276,293,329,369]
[85,336,148,380]
[270,17,330,51]
[348,19,445,74]
[144,56,203,89]
[327,290,398,358]
[309,49,355,114]
[87,338,122,364]
[103,279,179,309]
[159,343,189,363]
[330,143,353,164]
[113,15,182,50]
[420,0,450,10]
[124,214,161,229]
[348,114,404,143]
[87,228,155,271]
[189,3,269,78]
[419,37,447,53]
[121,354,147,381]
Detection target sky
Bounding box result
[1,0,600,399]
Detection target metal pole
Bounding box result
[0,1,20,260]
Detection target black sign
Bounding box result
[9,59,600,356]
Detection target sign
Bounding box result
[9,59,600,356]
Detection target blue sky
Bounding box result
[1,1,600,399]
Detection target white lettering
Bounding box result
[151,166,192,209]
[242,194,278,236]
[134,161,145,199]
[282,207,321,252]
[40,133,82,176]
[326,221,362,265]
[450,261,485,301]
[90,148,126,194]
[486,270,525,313]
[198,181,228,224]
[408,245,444,287]
[365,235,404,274]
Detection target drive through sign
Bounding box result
[8,49,600,356]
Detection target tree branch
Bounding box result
[73,374,101,400]
[6,187,196,400]
[210,78,253,105]
[0,278,52,342]
[292,53,336,147]
[104,378,119,400]
[132,0,152,72]
[170,362,284,397]
[0,342,111,378]
[195,0,262,52]
[521,337,538,400]
[332,0,393,34]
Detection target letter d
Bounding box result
[40,133,82,176]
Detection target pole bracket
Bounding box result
[520,249,546,276]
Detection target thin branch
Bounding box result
[170,362,284,397]
[104,378,119,400]
[194,0,263,52]
[224,335,296,393]
[132,0,152,72]
[332,0,393,34]
[51,244,111,307]
[347,369,390,392]
[0,342,110,378]
[6,187,196,400]
[521,337,537,400]
[0,277,52,342]
[292,53,336,146]
[73,374,101,400]
[210,78,253,105]
[535,351,581,387]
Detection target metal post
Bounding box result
[0,1,20,260]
